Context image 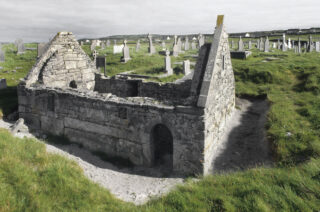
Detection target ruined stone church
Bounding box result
[18,16,235,175]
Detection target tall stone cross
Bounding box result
[147,33,155,54]
[165,49,173,75]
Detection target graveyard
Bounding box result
[0,20,320,211]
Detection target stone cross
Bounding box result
[308,35,314,52]
[0,45,5,62]
[198,34,205,48]
[135,40,140,52]
[121,40,131,63]
[165,49,173,75]
[147,33,156,54]
[238,36,244,51]
[177,37,182,52]
[183,60,191,75]
[264,37,269,52]
[184,37,189,51]
[282,34,287,51]
[173,35,179,57]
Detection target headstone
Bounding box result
[298,37,301,54]
[90,40,97,51]
[288,38,292,49]
[316,41,320,52]
[259,38,264,51]
[0,78,7,90]
[198,34,205,48]
[107,40,111,47]
[96,56,106,76]
[257,39,260,49]
[101,42,106,49]
[248,40,252,49]
[282,34,287,51]
[304,43,307,50]
[165,50,173,75]
[273,42,277,49]
[238,36,244,51]
[277,39,281,50]
[16,39,25,54]
[308,35,314,52]
[231,40,235,49]
[184,37,189,51]
[136,40,141,52]
[147,33,156,54]
[80,41,84,46]
[191,41,196,50]
[161,41,166,49]
[177,37,182,52]
[37,43,48,58]
[264,37,269,52]
[183,60,191,75]
[173,35,179,57]
[114,40,117,45]
[292,40,295,49]
[121,40,131,63]
[113,45,124,54]
[0,45,4,62]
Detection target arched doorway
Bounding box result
[152,124,173,170]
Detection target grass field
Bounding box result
[0,41,319,211]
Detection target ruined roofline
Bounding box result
[23,31,97,87]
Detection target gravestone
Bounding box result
[298,38,301,54]
[183,60,191,75]
[277,39,281,50]
[0,45,4,62]
[173,35,179,57]
[316,41,320,52]
[96,56,106,76]
[304,43,307,50]
[231,40,235,49]
[198,34,205,48]
[238,36,244,51]
[292,40,295,49]
[288,38,292,49]
[107,40,111,47]
[80,41,84,46]
[273,42,277,49]
[113,45,124,54]
[161,41,166,49]
[264,37,269,52]
[114,40,117,45]
[248,40,252,49]
[16,39,25,54]
[165,49,173,75]
[191,41,196,50]
[136,40,140,52]
[282,34,287,51]
[121,40,131,63]
[147,34,156,54]
[257,39,260,49]
[185,37,189,51]
[37,43,48,58]
[259,38,264,51]
[90,40,97,51]
[0,78,7,90]
[101,42,106,49]
[177,37,182,52]
[308,35,314,52]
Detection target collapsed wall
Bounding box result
[18,15,235,176]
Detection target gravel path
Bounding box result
[0,97,271,205]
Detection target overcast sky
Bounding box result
[0,0,319,42]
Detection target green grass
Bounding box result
[0,42,320,211]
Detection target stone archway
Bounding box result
[151,124,173,170]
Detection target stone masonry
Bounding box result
[18,16,235,176]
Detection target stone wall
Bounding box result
[95,74,192,105]
[18,83,205,175]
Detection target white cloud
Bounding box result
[0,0,319,42]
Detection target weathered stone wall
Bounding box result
[95,73,192,104]
[25,32,96,90]
[18,83,205,175]
[198,19,235,175]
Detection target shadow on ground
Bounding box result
[210,97,272,174]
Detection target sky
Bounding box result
[0,0,319,42]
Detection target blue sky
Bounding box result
[0,0,319,42]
